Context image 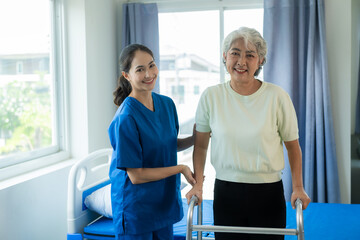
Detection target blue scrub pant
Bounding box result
[116,225,173,240]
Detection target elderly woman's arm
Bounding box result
[185,131,211,204]
[284,139,311,209]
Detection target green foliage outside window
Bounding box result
[0,76,52,156]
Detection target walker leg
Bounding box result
[197,203,203,240]
[186,196,197,240]
[296,199,304,240]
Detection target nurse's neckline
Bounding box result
[128,93,156,112]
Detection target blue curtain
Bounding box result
[121,3,160,93]
[263,0,340,203]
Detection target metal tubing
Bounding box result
[192,225,297,235]
[197,201,203,240]
[186,196,305,239]
[186,196,198,240]
[295,199,305,240]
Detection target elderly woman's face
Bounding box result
[224,38,263,83]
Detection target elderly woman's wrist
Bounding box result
[194,179,204,188]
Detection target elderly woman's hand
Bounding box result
[185,183,204,205]
[291,186,311,210]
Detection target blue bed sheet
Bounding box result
[83,217,115,240]
[83,199,360,240]
[83,199,212,239]
[285,202,360,240]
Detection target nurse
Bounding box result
[108,44,196,240]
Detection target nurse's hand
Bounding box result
[180,165,196,186]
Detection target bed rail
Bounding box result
[67,148,113,236]
[186,196,304,240]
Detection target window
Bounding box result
[158,3,263,199]
[224,8,265,81]
[0,0,65,169]
[16,61,24,74]
[159,10,220,136]
[159,8,263,134]
[171,85,185,104]
[194,85,200,95]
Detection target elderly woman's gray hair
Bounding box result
[222,27,267,76]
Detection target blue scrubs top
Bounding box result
[108,92,183,236]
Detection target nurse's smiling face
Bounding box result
[122,50,158,94]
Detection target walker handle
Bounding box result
[295,198,304,240]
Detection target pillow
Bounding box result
[84,181,188,219]
[84,184,113,218]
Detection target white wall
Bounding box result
[67,0,117,158]
[325,0,356,203]
[0,0,357,239]
[84,0,118,153]
[0,164,72,240]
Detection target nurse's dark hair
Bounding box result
[113,44,155,106]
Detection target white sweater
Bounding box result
[196,81,299,183]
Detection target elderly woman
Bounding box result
[186,27,311,240]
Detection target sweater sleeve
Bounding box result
[277,91,299,142]
[195,88,211,133]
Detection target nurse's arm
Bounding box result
[127,165,196,185]
[177,124,196,151]
[177,136,194,151]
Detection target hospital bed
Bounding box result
[67,148,360,240]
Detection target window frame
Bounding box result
[153,0,264,199]
[152,0,263,82]
[156,2,263,126]
[0,0,69,176]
